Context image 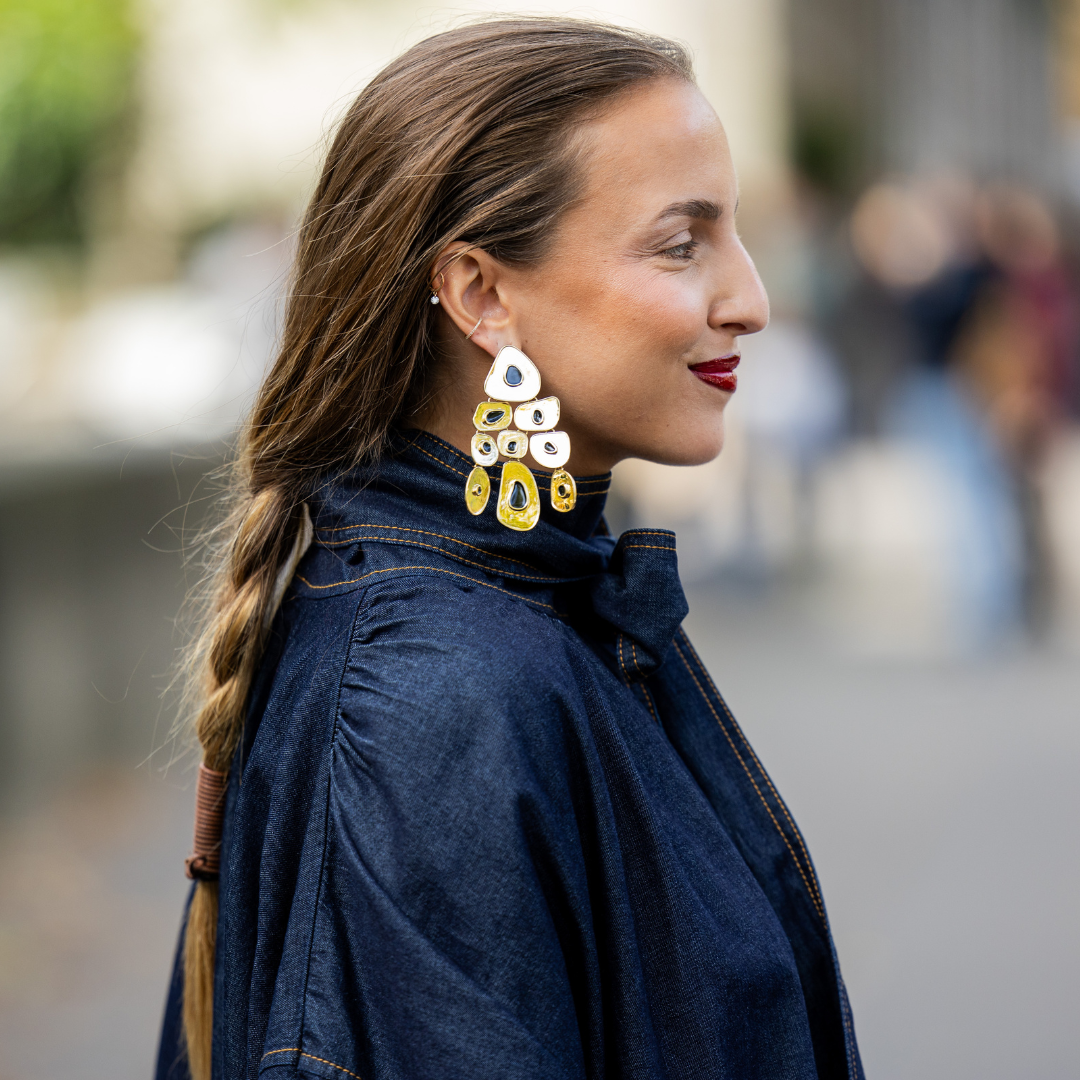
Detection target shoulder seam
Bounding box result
[297,564,558,612]
[314,533,561,583]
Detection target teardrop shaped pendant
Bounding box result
[465,465,490,515]
[496,460,540,530]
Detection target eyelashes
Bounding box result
[658,238,699,261]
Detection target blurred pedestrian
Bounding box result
[952,185,1080,630]
[836,177,1027,647]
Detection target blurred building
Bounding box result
[789,0,1058,189]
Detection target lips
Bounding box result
[690,355,739,393]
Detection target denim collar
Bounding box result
[310,429,689,675]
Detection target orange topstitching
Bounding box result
[672,638,826,923]
[313,523,546,572]
[315,536,560,584]
[261,1048,363,1079]
[295,564,556,611]
[678,633,826,915]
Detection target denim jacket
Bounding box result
[157,431,862,1080]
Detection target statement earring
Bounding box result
[465,345,576,530]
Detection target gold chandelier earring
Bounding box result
[465,345,576,530]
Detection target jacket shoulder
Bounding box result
[341,569,580,728]
[329,569,592,890]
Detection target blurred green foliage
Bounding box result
[792,101,863,199]
[0,0,137,247]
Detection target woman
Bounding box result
[157,18,863,1080]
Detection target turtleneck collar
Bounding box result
[313,430,615,579]
[307,429,688,677]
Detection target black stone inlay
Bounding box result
[505,365,522,386]
[532,409,543,424]
[544,441,556,454]
[508,480,528,510]
[557,483,570,497]
[481,441,492,453]
[484,410,504,424]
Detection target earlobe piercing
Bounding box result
[464,345,576,529]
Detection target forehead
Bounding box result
[571,79,734,219]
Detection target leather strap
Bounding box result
[185,763,229,881]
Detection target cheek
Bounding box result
[521,261,708,433]
[587,272,704,408]
[538,252,701,343]
[621,273,703,355]
[558,265,704,378]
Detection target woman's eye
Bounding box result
[659,239,698,261]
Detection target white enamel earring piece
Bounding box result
[471,432,499,466]
[529,431,571,469]
[514,396,560,431]
[484,347,542,402]
[497,429,528,459]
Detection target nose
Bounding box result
[708,239,770,337]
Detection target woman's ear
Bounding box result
[433,243,510,357]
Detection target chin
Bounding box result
[640,416,726,467]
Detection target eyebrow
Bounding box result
[657,198,723,222]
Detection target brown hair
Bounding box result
[180,17,692,1078]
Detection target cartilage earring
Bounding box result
[464,345,576,529]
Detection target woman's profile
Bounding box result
[157,18,863,1080]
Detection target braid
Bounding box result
[181,477,308,1080]
[198,487,290,769]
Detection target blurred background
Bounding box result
[0,0,1078,1076]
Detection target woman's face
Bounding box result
[432,78,769,475]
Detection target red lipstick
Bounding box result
[690,355,739,393]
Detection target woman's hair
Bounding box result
[180,17,693,1078]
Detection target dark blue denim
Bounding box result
[157,430,862,1080]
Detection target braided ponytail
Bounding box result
[175,18,692,1078]
[181,481,311,1079]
